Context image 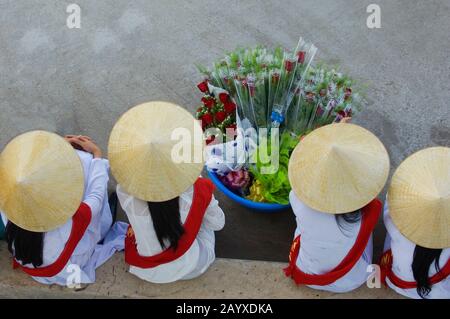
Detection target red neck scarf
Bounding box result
[284,199,382,286]
[380,249,450,289]
[125,178,215,269]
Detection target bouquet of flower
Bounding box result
[197,37,317,131]
[197,38,364,205]
[285,64,363,136]
[196,81,237,144]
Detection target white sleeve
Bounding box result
[202,195,225,231]
[289,191,308,222]
[76,150,93,188]
[83,158,109,217]
[383,199,401,239]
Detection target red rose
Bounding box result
[197,81,209,93]
[344,88,352,100]
[201,97,215,109]
[316,106,324,117]
[224,101,236,114]
[201,113,213,125]
[249,85,255,97]
[284,59,295,72]
[272,72,280,84]
[337,109,352,119]
[297,51,306,64]
[305,91,315,102]
[205,135,216,145]
[219,93,229,104]
[215,111,226,123]
[196,107,203,113]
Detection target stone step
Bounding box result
[0,242,403,299]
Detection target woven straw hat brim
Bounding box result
[388,147,450,249]
[0,131,84,232]
[288,123,390,214]
[108,101,204,202]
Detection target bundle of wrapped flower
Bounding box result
[196,37,364,211]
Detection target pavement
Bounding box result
[0,242,403,299]
[0,0,449,298]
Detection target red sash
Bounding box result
[13,203,92,277]
[380,249,450,289]
[125,178,215,268]
[284,199,382,286]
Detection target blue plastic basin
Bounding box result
[207,171,291,213]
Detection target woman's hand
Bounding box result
[65,135,103,158]
[340,117,352,124]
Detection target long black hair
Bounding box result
[147,196,184,251]
[335,209,362,234]
[412,245,443,298]
[5,222,44,268]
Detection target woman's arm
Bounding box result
[65,136,108,216]
[202,195,225,231]
[83,158,109,216]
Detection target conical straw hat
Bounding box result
[288,123,390,214]
[0,131,84,232]
[108,101,204,202]
[388,147,450,249]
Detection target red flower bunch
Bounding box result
[195,81,237,144]
[219,169,251,194]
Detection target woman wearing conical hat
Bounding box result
[0,131,125,286]
[380,147,450,299]
[109,101,225,283]
[285,123,390,292]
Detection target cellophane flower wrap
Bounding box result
[195,81,237,144]
[197,37,364,204]
[197,38,318,131]
[197,82,254,176]
[285,64,363,136]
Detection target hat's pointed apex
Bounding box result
[288,123,390,214]
[0,131,84,232]
[108,101,204,202]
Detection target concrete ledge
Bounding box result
[0,242,402,299]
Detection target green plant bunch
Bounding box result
[248,133,300,204]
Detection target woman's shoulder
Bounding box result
[76,149,93,162]
[116,184,137,201]
[116,184,150,216]
[289,191,332,220]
